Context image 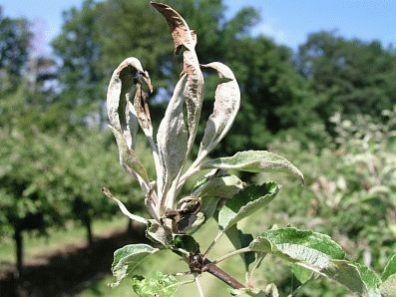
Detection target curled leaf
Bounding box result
[198,62,240,160]
[152,1,204,156]
[150,1,196,52]
[133,81,154,139]
[107,57,149,149]
[102,187,147,225]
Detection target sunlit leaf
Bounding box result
[203,150,304,182]
[111,244,159,287]
[249,227,381,296]
[131,272,179,297]
[198,62,240,160]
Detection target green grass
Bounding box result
[0,218,126,265]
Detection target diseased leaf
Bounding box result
[380,275,396,297]
[102,187,148,225]
[183,49,205,155]
[107,57,148,149]
[156,75,189,203]
[324,261,381,296]
[225,225,255,271]
[250,227,345,260]
[146,220,172,246]
[218,182,279,230]
[203,150,304,182]
[198,62,240,160]
[151,1,204,156]
[133,82,154,139]
[150,1,196,53]
[111,244,159,287]
[249,227,381,296]
[110,126,149,185]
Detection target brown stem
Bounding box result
[203,259,245,289]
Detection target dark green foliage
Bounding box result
[298,31,396,124]
[0,8,31,92]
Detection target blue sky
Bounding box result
[2,0,395,55]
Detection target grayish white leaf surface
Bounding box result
[156,75,189,208]
[198,62,240,160]
[151,1,204,158]
[203,150,304,182]
[107,57,145,149]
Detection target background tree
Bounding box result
[0,7,31,93]
[297,31,396,127]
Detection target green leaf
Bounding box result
[248,227,381,296]
[111,244,159,287]
[230,288,268,297]
[172,234,200,254]
[291,264,313,284]
[218,182,279,230]
[193,174,245,220]
[225,225,255,271]
[382,254,396,281]
[193,175,244,199]
[323,261,381,296]
[131,272,179,297]
[203,150,303,182]
[230,285,278,297]
[380,254,396,297]
[249,227,345,260]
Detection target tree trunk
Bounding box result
[14,227,23,277]
[83,216,93,246]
